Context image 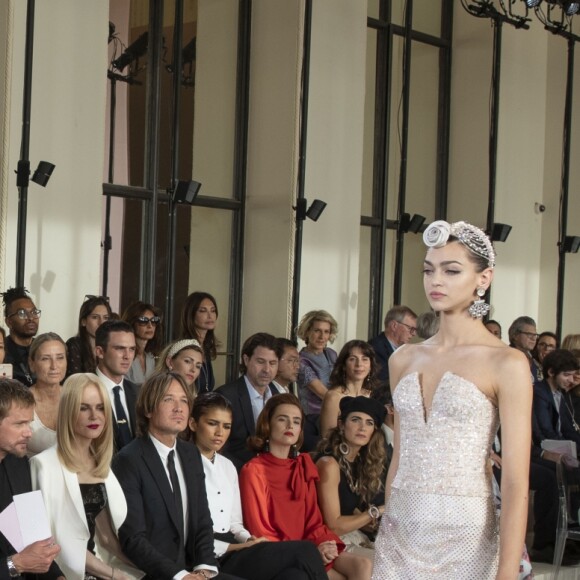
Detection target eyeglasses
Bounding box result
[538,341,556,350]
[136,316,161,326]
[7,308,41,320]
[398,321,417,335]
[518,331,539,340]
[281,357,300,366]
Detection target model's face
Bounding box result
[269,404,303,448]
[552,370,577,392]
[344,347,371,382]
[0,404,33,460]
[29,340,67,387]
[537,336,557,362]
[276,347,300,384]
[147,380,190,441]
[243,346,278,389]
[134,309,158,341]
[74,384,106,443]
[0,333,5,364]
[513,324,538,352]
[307,320,331,353]
[193,299,217,333]
[423,242,490,316]
[342,411,375,448]
[190,408,232,456]
[96,331,136,382]
[5,298,39,340]
[82,305,110,338]
[485,322,501,339]
[169,348,203,387]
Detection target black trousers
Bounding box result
[219,540,328,580]
[529,458,559,549]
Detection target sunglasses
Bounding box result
[136,316,161,326]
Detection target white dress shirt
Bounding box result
[244,375,274,425]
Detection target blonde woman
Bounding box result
[31,373,142,580]
[154,338,204,397]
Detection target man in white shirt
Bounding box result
[95,320,139,451]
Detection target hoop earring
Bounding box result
[264,438,270,453]
[290,444,299,459]
[339,442,350,456]
[468,287,491,319]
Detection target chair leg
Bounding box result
[552,530,568,580]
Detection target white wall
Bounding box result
[2,0,108,339]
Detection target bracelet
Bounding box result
[368,504,381,521]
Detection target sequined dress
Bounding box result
[372,371,500,579]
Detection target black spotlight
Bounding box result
[563,1,580,14]
[524,0,542,7]
[408,214,426,234]
[112,32,148,72]
[491,223,512,242]
[563,235,580,253]
[172,180,201,205]
[31,161,55,187]
[306,199,327,222]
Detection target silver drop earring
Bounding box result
[468,287,490,319]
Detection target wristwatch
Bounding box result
[6,556,20,578]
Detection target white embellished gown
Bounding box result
[372,371,500,579]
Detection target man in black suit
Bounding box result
[217,333,284,471]
[0,379,63,579]
[533,349,580,451]
[113,372,238,580]
[95,320,139,451]
[368,305,417,384]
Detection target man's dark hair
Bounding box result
[239,332,278,374]
[95,319,134,350]
[543,349,580,377]
[0,379,34,422]
[275,337,298,359]
[1,287,32,318]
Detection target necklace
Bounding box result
[562,393,580,433]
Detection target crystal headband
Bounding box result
[167,339,202,360]
[423,220,495,268]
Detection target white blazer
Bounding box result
[30,446,143,580]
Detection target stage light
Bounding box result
[31,161,55,187]
[563,235,580,253]
[563,1,580,14]
[491,223,512,242]
[112,32,148,72]
[524,0,542,7]
[306,199,327,222]
[399,213,426,234]
[172,180,201,205]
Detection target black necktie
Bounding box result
[167,449,184,536]
[113,386,132,448]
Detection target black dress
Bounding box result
[80,483,108,555]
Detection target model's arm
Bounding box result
[319,391,342,438]
[315,456,382,536]
[495,350,532,580]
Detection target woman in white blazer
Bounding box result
[30,373,143,580]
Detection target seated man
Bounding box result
[533,349,580,452]
[0,379,63,579]
[216,333,283,471]
[113,372,238,580]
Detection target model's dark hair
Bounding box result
[328,340,378,393]
[239,333,278,374]
[1,287,32,317]
[95,319,134,350]
[180,292,219,360]
[542,349,580,377]
[447,236,492,273]
[122,301,163,356]
[317,422,386,506]
[248,393,304,454]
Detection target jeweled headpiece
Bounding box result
[167,338,202,360]
[422,220,495,268]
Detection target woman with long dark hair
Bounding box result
[319,340,379,437]
[66,296,112,376]
[180,292,219,393]
[122,301,163,384]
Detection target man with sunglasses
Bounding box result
[369,305,417,385]
[95,319,140,451]
[1,287,40,386]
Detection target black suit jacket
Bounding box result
[533,379,580,451]
[112,379,139,452]
[216,377,283,471]
[0,455,62,580]
[368,333,395,384]
[112,437,217,580]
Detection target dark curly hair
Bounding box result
[328,340,379,394]
[1,287,33,317]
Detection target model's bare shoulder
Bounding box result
[389,343,419,388]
